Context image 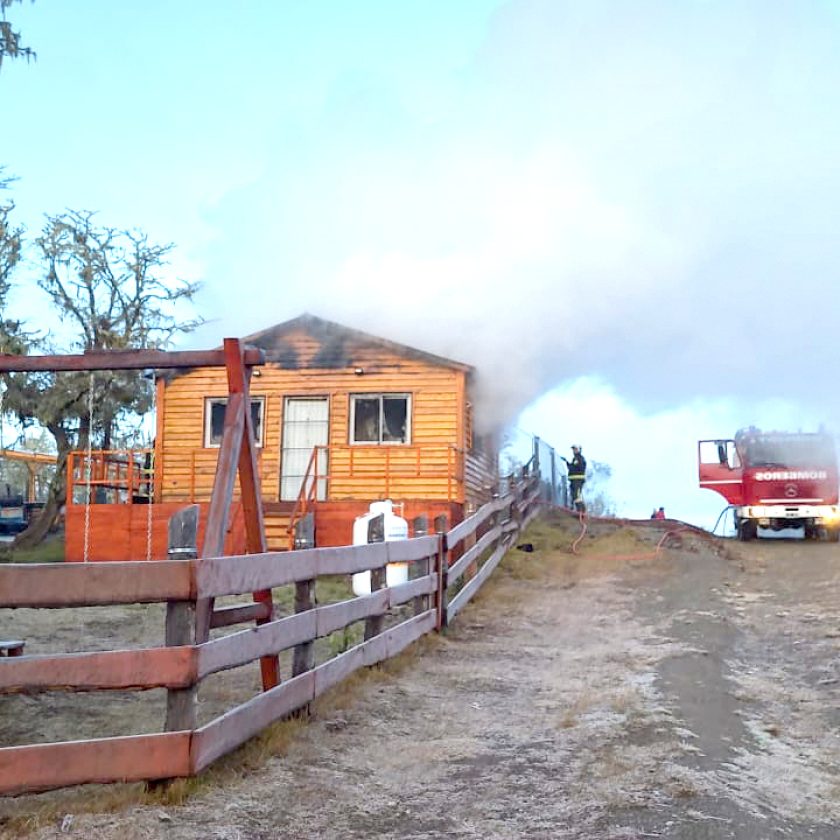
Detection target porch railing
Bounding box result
[67,449,154,505]
[287,444,466,548]
[66,443,465,517]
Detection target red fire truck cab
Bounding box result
[698,428,840,541]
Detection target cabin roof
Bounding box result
[159,314,473,381]
[242,313,474,373]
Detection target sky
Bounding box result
[3,0,840,529]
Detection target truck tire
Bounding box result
[826,527,840,543]
[738,520,757,541]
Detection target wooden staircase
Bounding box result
[263,507,293,551]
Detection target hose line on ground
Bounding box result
[551,503,727,560]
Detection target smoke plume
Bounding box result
[194,0,840,432]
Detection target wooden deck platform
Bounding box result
[64,500,462,561]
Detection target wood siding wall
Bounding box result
[65,502,247,562]
[158,329,468,506]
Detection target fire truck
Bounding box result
[698,428,840,541]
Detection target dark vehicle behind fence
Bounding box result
[0,496,45,535]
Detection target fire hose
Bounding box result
[560,504,730,559]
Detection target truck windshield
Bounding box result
[738,434,837,469]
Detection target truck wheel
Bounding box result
[738,520,756,541]
[826,527,840,543]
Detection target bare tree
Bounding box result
[0,0,35,68]
[2,210,203,547]
[36,210,202,446]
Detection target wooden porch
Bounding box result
[64,444,470,561]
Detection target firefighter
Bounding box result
[562,445,587,512]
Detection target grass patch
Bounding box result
[317,575,355,605]
[326,621,364,657]
[1,534,64,564]
[263,575,354,618]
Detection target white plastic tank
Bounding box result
[351,500,409,596]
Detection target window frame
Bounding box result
[203,396,266,448]
[349,393,412,446]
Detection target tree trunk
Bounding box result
[10,428,70,551]
[11,477,64,549]
[103,414,112,451]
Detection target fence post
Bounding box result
[411,514,428,616]
[292,513,316,680]
[491,494,503,540]
[513,480,525,533]
[364,513,386,642]
[434,513,449,630]
[163,505,199,734]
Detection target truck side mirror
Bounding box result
[717,443,728,465]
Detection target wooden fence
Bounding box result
[0,476,540,796]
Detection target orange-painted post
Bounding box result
[154,377,166,504]
[222,338,279,691]
[67,452,74,504]
[324,445,331,498]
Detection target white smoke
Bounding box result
[193,0,840,431]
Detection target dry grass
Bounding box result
[0,712,310,838]
[558,693,596,729]
[0,618,442,838]
[1,515,676,836]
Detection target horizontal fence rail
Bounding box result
[0,475,540,796]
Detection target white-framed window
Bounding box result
[204,396,265,448]
[350,393,411,444]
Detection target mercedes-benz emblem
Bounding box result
[784,484,797,498]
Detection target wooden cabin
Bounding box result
[65,315,499,561]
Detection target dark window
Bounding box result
[205,397,264,447]
[351,394,410,444]
[383,397,407,442]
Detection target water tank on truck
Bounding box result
[351,500,410,596]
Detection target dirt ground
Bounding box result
[2,512,839,839]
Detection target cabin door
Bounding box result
[280,397,329,502]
